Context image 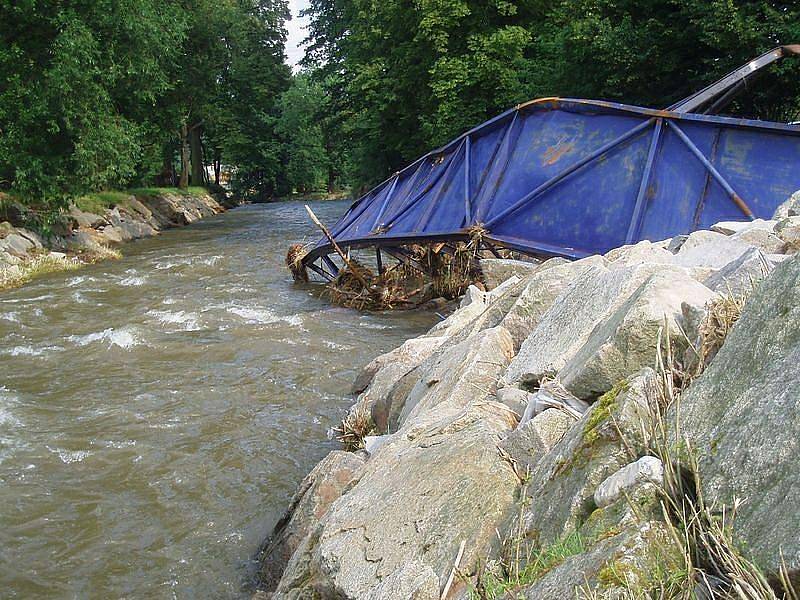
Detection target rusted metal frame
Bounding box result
[692,127,723,229]
[462,113,517,228]
[474,111,523,223]
[485,118,656,229]
[463,135,472,224]
[670,46,800,114]
[666,121,755,220]
[625,118,664,244]
[379,150,461,230]
[412,139,467,231]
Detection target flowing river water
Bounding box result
[0,201,437,598]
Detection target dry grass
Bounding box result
[601,322,797,600]
[690,293,746,378]
[0,253,82,291]
[332,404,375,451]
[286,243,310,282]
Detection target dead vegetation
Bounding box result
[332,404,375,451]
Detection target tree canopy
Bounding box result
[1,0,799,210]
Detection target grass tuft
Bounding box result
[0,253,81,290]
[333,404,375,451]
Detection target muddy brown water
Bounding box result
[0,201,437,598]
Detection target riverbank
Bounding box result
[255,192,800,598]
[0,188,235,291]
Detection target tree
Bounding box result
[276,74,329,193]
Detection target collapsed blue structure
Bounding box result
[302,47,800,279]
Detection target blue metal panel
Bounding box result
[303,97,800,266]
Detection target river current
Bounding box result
[0,201,436,598]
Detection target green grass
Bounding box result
[75,187,210,214]
[127,186,209,198]
[471,531,587,599]
[75,191,132,214]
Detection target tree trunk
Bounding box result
[189,124,204,186]
[179,121,190,190]
[214,151,221,186]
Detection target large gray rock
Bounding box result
[522,369,656,546]
[604,240,675,267]
[0,233,34,258]
[68,205,108,229]
[673,230,752,269]
[499,255,608,350]
[351,336,445,395]
[400,326,515,426]
[499,408,574,473]
[274,402,519,599]
[677,254,800,581]
[775,216,800,252]
[773,190,800,219]
[479,258,542,289]
[257,451,366,591]
[503,262,666,388]
[559,270,715,399]
[703,247,781,296]
[730,225,786,254]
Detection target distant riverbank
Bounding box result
[0,188,236,291]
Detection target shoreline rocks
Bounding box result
[0,189,232,290]
[256,191,800,599]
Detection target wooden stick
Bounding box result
[305,204,369,287]
[441,540,466,599]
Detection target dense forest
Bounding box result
[1,0,799,216]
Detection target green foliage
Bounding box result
[0,0,290,210]
[471,531,587,599]
[303,0,800,192]
[276,74,330,193]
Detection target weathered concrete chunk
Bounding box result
[677,254,800,581]
[257,451,366,591]
[503,262,667,388]
[773,190,800,219]
[522,369,656,546]
[479,258,542,289]
[401,326,515,426]
[275,403,518,598]
[559,270,715,399]
[594,456,663,508]
[703,247,780,296]
[499,408,574,472]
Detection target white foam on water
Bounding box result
[46,446,92,464]
[120,274,147,286]
[0,311,19,322]
[147,309,201,331]
[67,325,143,349]
[324,340,350,351]
[226,306,302,326]
[4,344,62,358]
[0,388,24,465]
[0,293,54,304]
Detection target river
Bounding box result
[0,201,437,598]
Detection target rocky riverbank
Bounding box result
[255,191,800,599]
[0,189,233,290]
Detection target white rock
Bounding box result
[604,240,674,267]
[48,251,67,260]
[499,409,574,472]
[479,258,541,289]
[594,456,664,508]
[364,435,390,456]
[710,220,772,236]
[731,227,786,254]
[703,247,782,296]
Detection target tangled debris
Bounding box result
[287,206,493,311]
